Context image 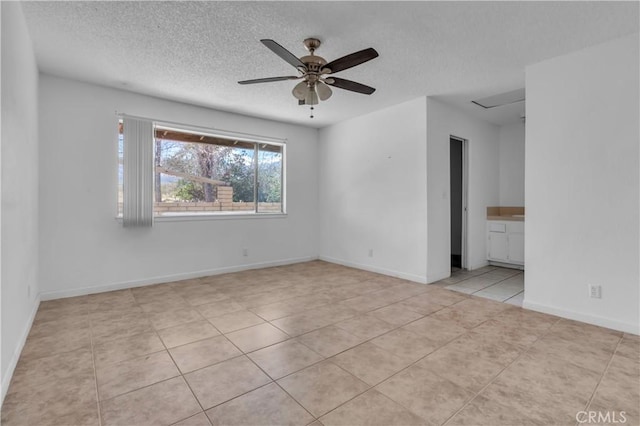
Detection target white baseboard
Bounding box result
[40,256,318,301]
[319,255,427,284]
[487,260,524,270]
[1,295,41,404]
[467,260,490,271]
[523,299,640,335]
[427,271,450,284]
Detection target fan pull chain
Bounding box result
[310,106,314,119]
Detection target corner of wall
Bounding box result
[523,298,640,335]
[1,0,41,403]
[1,296,40,404]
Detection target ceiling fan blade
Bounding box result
[261,39,307,70]
[238,76,299,85]
[323,48,378,74]
[316,81,333,101]
[326,77,376,95]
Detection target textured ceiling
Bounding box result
[21,1,639,128]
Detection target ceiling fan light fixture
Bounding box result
[304,87,319,106]
[316,81,332,101]
[292,81,308,100]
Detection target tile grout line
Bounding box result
[291,299,456,361]
[97,376,184,406]
[205,291,436,422]
[176,311,316,422]
[470,281,523,302]
[346,308,517,423]
[297,297,485,424]
[150,307,210,419]
[448,271,523,300]
[440,316,563,426]
[263,288,436,338]
[502,290,524,305]
[121,323,292,384]
[306,360,381,422]
[220,276,373,310]
[88,305,103,426]
[451,268,520,282]
[271,381,318,422]
[129,289,233,423]
[580,334,624,424]
[438,267,497,285]
[247,296,340,323]
[199,326,318,422]
[313,338,457,423]
[149,290,292,423]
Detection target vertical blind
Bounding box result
[123,117,154,227]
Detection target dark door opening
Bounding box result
[450,137,464,269]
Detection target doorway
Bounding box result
[450,136,468,270]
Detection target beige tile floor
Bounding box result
[2,260,638,426]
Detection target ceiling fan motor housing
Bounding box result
[302,38,329,74]
[301,56,327,73]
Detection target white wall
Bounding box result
[525,33,639,334]
[1,2,41,401]
[38,75,319,298]
[498,121,525,206]
[318,98,428,283]
[426,98,500,281]
[318,96,500,284]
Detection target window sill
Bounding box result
[115,212,287,223]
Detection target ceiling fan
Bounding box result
[238,38,379,118]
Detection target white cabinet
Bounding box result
[488,232,509,261]
[487,221,524,266]
[507,232,525,263]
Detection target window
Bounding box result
[118,120,285,218]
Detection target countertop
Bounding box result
[487,215,525,221]
[486,206,525,221]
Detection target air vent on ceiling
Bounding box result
[472,88,525,109]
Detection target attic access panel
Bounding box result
[472,88,525,109]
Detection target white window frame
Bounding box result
[117,115,287,222]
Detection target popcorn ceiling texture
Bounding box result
[20,1,638,128]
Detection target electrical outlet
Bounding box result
[589,285,602,299]
[242,248,248,257]
[368,249,373,257]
